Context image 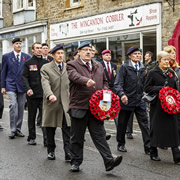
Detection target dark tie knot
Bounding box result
[58,64,62,71]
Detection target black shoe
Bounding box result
[145,149,150,155]
[48,152,56,160]
[28,139,37,145]
[106,156,123,171]
[65,153,71,162]
[70,164,80,172]
[127,133,133,139]
[0,125,3,130]
[106,135,111,141]
[174,159,180,164]
[150,156,161,161]
[9,132,15,139]
[117,145,127,152]
[15,130,25,137]
[159,147,168,150]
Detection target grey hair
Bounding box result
[157,51,170,64]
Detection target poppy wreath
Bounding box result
[159,86,180,114]
[89,89,121,121]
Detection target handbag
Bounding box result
[142,92,156,103]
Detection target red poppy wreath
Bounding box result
[159,86,180,114]
[89,89,121,121]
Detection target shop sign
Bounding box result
[50,3,160,40]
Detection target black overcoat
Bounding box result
[144,65,179,147]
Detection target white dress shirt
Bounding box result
[103,60,112,72]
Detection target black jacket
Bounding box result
[22,55,48,98]
[144,65,179,147]
[100,61,117,92]
[114,59,146,110]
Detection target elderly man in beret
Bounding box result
[67,42,122,172]
[1,37,31,139]
[114,46,150,154]
[22,42,48,145]
[40,45,71,161]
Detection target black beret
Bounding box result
[42,43,48,47]
[12,38,22,44]
[73,50,78,56]
[51,45,63,54]
[126,46,140,56]
[78,42,92,50]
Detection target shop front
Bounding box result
[50,2,161,67]
[0,19,48,62]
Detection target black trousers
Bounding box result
[27,98,44,141]
[46,114,70,156]
[150,146,180,161]
[126,113,134,134]
[117,107,150,151]
[70,110,114,168]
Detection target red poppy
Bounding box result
[23,57,26,61]
[89,89,121,121]
[168,72,173,78]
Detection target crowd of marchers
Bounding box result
[0,37,180,173]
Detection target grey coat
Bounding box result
[40,61,71,128]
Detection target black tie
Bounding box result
[58,64,62,71]
[16,54,19,62]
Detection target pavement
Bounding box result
[0,100,180,180]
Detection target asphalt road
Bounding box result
[0,100,180,180]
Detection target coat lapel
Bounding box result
[51,61,61,75]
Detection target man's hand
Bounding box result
[121,95,128,105]
[86,79,96,87]
[27,89,34,96]
[1,88,6,95]
[49,95,57,103]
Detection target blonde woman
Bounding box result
[144,51,180,164]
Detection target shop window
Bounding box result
[13,0,35,12]
[80,38,106,62]
[0,0,2,17]
[28,36,34,55]
[65,0,83,9]
[109,33,140,66]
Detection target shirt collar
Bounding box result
[131,60,139,68]
[80,58,92,66]
[14,51,21,57]
[54,61,63,68]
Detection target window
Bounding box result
[65,0,83,9]
[0,0,2,17]
[13,0,35,12]
[70,0,81,7]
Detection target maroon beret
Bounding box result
[102,49,111,55]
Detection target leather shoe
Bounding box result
[174,159,180,164]
[48,152,56,160]
[15,130,25,137]
[117,145,127,152]
[9,132,15,139]
[106,134,111,141]
[28,139,37,145]
[150,156,161,161]
[70,164,80,172]
[106,156,123,171]
[127,133,133,139]
[145,149,150,155]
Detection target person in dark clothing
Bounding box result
[67,42,123,172]
[22,42,48,145]
[0,63,4,130]
[114,46,150,154]
[144,51,180,164]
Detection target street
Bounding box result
[0,100,180,180]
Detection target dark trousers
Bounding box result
[27,98,44,141]
[126,113,134,134]
[46,115,70,156]
[117,107,150,151]
[70,110,113,168]
[150,146,180,161]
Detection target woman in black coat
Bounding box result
[144,51,180,164]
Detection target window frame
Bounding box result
[13,0,35,13]
[0,0,2,17]
[70,0,81,8]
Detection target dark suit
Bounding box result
[1,51,31,133]
[0,63,4,119]
[100,61,117,92]
[67,58,115,169]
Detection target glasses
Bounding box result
[81,48,92,52]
